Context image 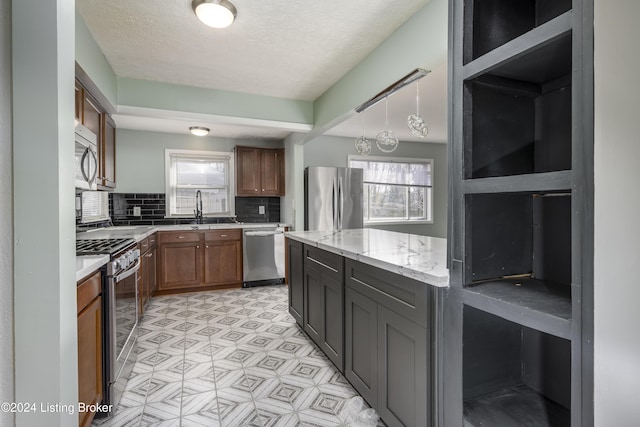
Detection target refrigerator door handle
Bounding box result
[331,177,340,230]
[338,175,343,230]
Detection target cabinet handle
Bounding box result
[262,189,265,192]
[220,234,227,237]
[254,189,258,192]
[146,253,153,258]
[197,245,200,249]
[206,245,209,248]
[178,236,185,239]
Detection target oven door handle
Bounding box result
[113,258,141,283]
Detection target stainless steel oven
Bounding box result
[76,237,140,416]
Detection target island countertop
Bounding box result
[285,228,449,287]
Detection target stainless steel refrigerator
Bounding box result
[304,166,364,231]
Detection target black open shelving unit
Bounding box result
[445,0,594,425]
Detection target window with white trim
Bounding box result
[165,149,235,217]
[81,191,110,223]
[349,156,433,224]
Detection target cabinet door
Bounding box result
[100,114,116,188]
[158,242,202,289]
[138,253,147,316]
[261,149,284,196]
[303,262,323,345]
[236,146,261,196]
[148,247,157,295]
[77,296,102,427]
[287,239,304,325]
[322,271,344,371]
[82,93,101,137]
[304,259,344,371]
[75,80,83,123]
[377,306,428,427]
[204,239,242,285]
[345,287,378,406]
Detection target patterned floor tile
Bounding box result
[218,401,262,427]
[94,286,376,427]
[181,391,218,416]
[140,398,182,424]
[181,410,222,427]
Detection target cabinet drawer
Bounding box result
[345,259,430,328]
[205,229,241,241]
[148,233,157,247]
[158,231,201,244]
[139,237,150,252]
[77,271,102,314]
[303,245,343,281]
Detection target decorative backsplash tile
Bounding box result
[81,193,283,227]
[235,197,281,223]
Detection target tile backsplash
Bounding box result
[89,193,282,226]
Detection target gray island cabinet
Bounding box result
[285,229,448,427]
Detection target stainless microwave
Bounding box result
[75,123,98,190]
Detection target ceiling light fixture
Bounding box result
[192,0,237,29]
[189,126,210,136]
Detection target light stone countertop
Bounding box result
[76,255,109,282]
[285,228,449,287]
[75,223,290,280]
[76,223,290,243]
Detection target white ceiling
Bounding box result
[76,0,446,141]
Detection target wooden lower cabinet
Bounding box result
[344,259,431,427]
[159,241,202,289]
[345,286,378,406]
[139,236,158,315]
[157,230,242,292]
[77,271,103,427]
[287,238,304,325]
[204,239,242,285]
[377,306,428,427]
[303,245,344,372]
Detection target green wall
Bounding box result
[303,135,447,238]
[116,129,284,194]
[312,0,447,133]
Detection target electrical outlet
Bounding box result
[259,205,265,215]
[133,206,141,216]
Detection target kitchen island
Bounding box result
[285,228,449,427]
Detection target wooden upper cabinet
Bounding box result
[261,148,284,196]
[100,114,116,189]
[82,93,101,137]
[75,79,117,190]
[236,146,261,195]
[236,146,285,197]
[75,80,83,123]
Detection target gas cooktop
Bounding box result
[76,238,135,256]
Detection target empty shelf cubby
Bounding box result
[464,34,572,179]
[464,0,572,63]
[463,306,571,426]
[464,192,572,334]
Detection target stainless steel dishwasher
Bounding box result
[242,226,286,287]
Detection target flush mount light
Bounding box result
[192,0,237,29]
[189,126,210,136]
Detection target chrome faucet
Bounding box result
[194,190,203,224]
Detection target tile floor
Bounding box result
[93,285,379,427]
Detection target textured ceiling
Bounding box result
[76,0,429,101]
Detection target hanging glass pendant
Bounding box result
[354,111,372,155]
[407,80,428,138]
[376,97,399,153]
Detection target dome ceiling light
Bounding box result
[189,126,210,136]
[192,0,238,29]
